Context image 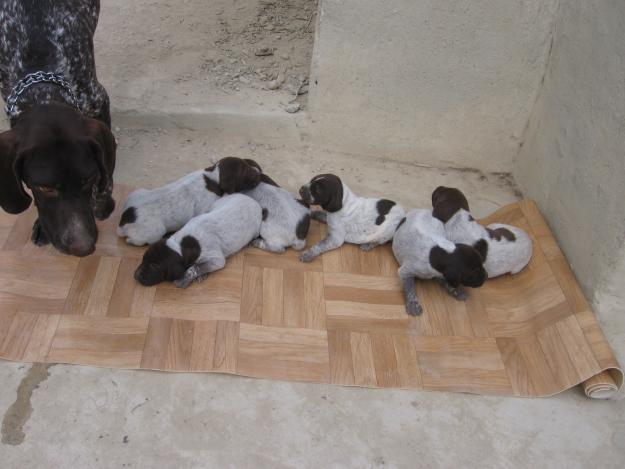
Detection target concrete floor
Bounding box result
[1,1,624,467]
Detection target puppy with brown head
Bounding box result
[216,157,261,194]
[236,159,311,253]
[118,157,261,246]
[298,174,406,262]
[392,209,487,316]
[432,186,533,278]
[135,194,262,288]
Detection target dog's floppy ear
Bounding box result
[218,157,261,194]
[473,239,488,262]
[243,158,262,172]
[312,174,343,212]
[241,158,280,186]
[0,129,32,214]
[180,235,201,267]
[83,118,117,219]
[430,246,460,287]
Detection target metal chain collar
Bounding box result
[4,71,80,117]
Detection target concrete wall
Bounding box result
[308,0,559,171]
[514,1,625,306]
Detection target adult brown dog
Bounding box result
[0,0,115,256]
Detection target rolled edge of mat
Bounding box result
[582,369,623,399]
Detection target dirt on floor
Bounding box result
[208,0,316,101]
[97,0,317,113]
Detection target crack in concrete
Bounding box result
[1,363,54,446]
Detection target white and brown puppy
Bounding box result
[117,157,261,245]
[298,174,406,262]
[392,209,488,316]
[134,194,262,288]
[432,186,533,278]
[241,159,311,252]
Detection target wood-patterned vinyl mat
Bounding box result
[0,186,622,398]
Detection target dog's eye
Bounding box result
[35,186,60,197]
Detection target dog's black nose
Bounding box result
[64,238,96,257]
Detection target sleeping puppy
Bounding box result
[117,157,260,245]
[298,174,405,262]
[240,159,311,252]
[134,194,262,288]
[392,209,488,315]
[432,186,533,278]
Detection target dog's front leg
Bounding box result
[310,210,327,223]
[31,219,50,246]
[299,230,345,262]
[438,279,468,301]
[174,256,226,289]
[398,267,423,316]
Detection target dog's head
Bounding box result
[431,186,470,223]
[216,157,261,194]
[243,158,279,187]
[0,103,116,256]
[430,240,488,288]
[134,236,200,286]
[299,174,344,212]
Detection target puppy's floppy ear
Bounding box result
[473,239,488,262]
[83,118,117,219]
[180,235,201,267]
[0,129,32,214]
[429,246,459,287]
[243,158,262,172]
[218,157,261,194]
[313,175,343,212]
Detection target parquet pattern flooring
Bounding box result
[0,186,621,397]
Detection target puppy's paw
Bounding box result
[359,242,377,252]
[299,250,317,263]
[250,237,263,249]
[126,237,147,247]
[310,210,327,223]
[194,273,210,285]
[174,277,193,289]
[448,286,468,301]
[405,301,423,316]
[31,220,50,246]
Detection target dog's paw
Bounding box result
[194,273,210,284]
[449,286,468,301]
[299,250,316,263]
[174,277,193,289]
[359,242,377,252]
[94,195,115,220]
[310,210,327,223]
[31,220,50,246]
[405,301,423,316]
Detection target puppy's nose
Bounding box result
[299,186,311,201]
